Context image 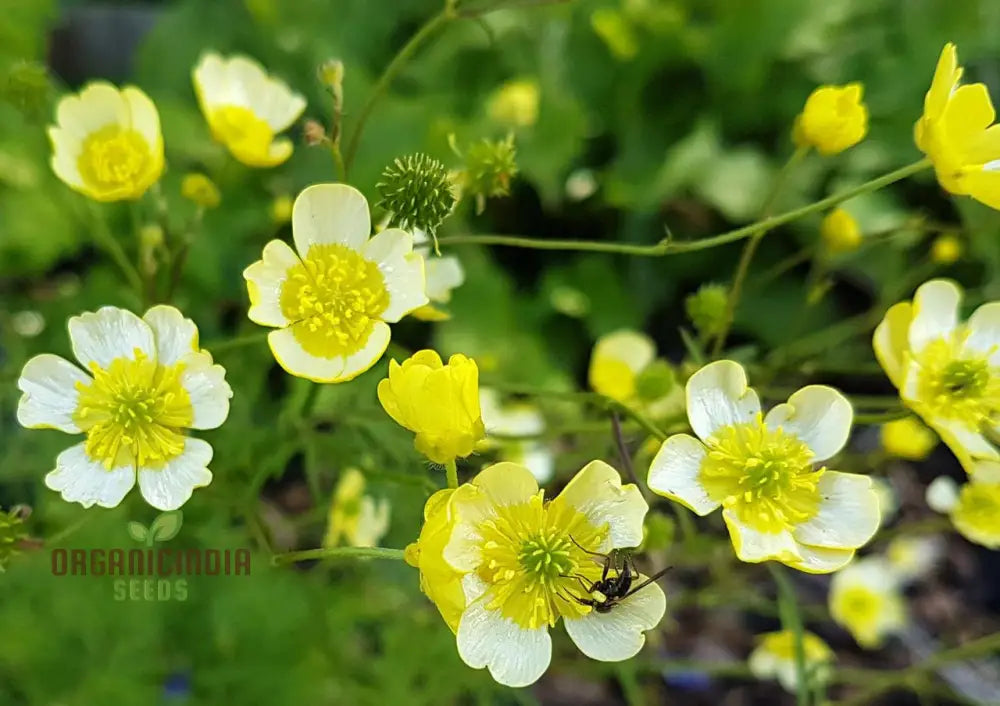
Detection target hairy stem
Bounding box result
[271,546,407,566]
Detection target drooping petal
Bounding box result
[722,510,800,564]
[69,306,157,369]
[873,302,913,388]
[179,351,232,430]
[686,360,761,441]
[45,442,135,509]
[143,305,199,366]
[267,327,347,382]
[908,279,961,354]
[549,460,647,550]
[243,239,301,327]
[456,574,552,688]
[647,434,718,515]
[792,472,879,549]
[764,386,853,462]
[564,576,666,661]
[137,437,213,511]
[292,183,371,256]
[17,354,90,433]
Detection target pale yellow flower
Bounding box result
[880,417,937,460]
[748,630,834,693]
[324,468,390,548]
[17,306,232,510]
[193,53,306,167]
[821,208,862,254]
[886,535,944,581]
[48,82,164,201]
[648,360,878,573]
[487,78,539,128]
[949,478,1000,548]
[793,83,868,155]
[829,558,906,649]
[588,329,656,404]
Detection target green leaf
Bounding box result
[149,511,183,543]
[126,522,148,544]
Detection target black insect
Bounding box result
[563,537,670,613]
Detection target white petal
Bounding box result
[551,460,647,550]
[122,86,162,153]
[143,305,199,366]
[17,354,90,432]
[243,239,300,327]
[180,352,232,430]
[792,472,879,549]
[192,53,229,112]
[334,321,391,382]
[425,255,465,302]
[931,417,999,463]
[647,434,718,515]
[292,183,371,256]
[873,302,913,389]
[364,230,428,322]
[926,475,960,512]
[593,330,656,374]
[69,306,156,369]
[686,360,761,441]
[784,543,855,574]
[137,438,213,511]
[45,443,135,509]
[908,279,961,353]
[267,327,346,382]
[722,511,800,563]
[964,302,1000,364]
[521,444,555,484]
[49,126,85,187]
[764,386,853,462]
[564,576,666,661]
[456,575,552,688]
[55,81,129,137]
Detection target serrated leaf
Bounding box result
[126,522,148,544]
[149,511,183,543]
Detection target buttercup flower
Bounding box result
[48,82,163,201]
[588,329,656,404]
[748,630,834,693]
[487,78,540,128]
[17,306,232,510]
[648,360,879,573]
[874,279,1000,475]
[421,461,663,687]
[324,468,390,548]
[479,388,554,483]
[880,417,938,460]
[378,350,485,465]
[915,43,1000,210]
[829,558,906,649]
[793,83,868,155]
[409,229,465,321]
[949,479,1000,548]
[887,535,944,581]
[820,208,862,254]
[193,53,306,167]
[405,489,466,632]
[931,233,963,265]
[243,184,427,382]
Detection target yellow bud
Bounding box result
[793,83,868,155]
[820,208,862,254]
[931,233,962,264]
[487,79,540,129]
[881,417,937,460]
[180,173,221,209]
[318,59,344,94]
[270,194,293,224]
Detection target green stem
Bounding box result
[437,159,931,258]
[87,203,144,295]
[343,5,456,171]
[445,459,459,489]
[204,331,270,353]
[271,546,407,566]
[768,564,810,706]
[853,408,910,425]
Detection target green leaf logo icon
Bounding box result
[126,511,183,546]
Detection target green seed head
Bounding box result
[376,153,456,233]
[461,135,518,211]
[685,283,729,337]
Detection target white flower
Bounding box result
[926,475,960,513]
[648,360,879,573]
[243,184,428,382]
[479,388,554,483]
[17,306,232,510]
[408,228,465,321]
[886,535,944,582]
[748,630,834,693]
[829,557,906,649]
[324,468,391,548]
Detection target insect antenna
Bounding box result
[621,565,673,599]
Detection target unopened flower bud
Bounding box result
[931,233,962,265]
[821,208,862,254]
[180,173,221,209]
[271,194,293,225]
[303,119,328,146]
[318,59,344,96]
[685,283,728,338]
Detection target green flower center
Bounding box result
[914,337,1000,426]
[517,534,575,584]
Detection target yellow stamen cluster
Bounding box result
[208,105,274,164]
[280,244,389,357]
[476,493,605,629]
[914,338,1000,427]
[77,126,152,193]
[73,350,193,468]
[700,417,822,533]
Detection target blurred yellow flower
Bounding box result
[886,535,943,581]
[874,279,1000,476]
[931,233,963,264]
[591,8,639,61]
[324,468,390,548]
[405,489,466,632]
[793,83,868,155]
[748,630,834,693]
[270,193,293,224]
[425,461,659,686]
[829,558,906,649]
[479,388,554,483]
[588,329,656,403]
[820,208,862,254]
[48,82,164,202]
[880,416,937,460]
[378,350,485,465]
[915,43,1000,210]
[243,184,427,382]
[950,480,1000,548]
[487,78,539,128]
[181,173,221,209]
[193,53,306,167]
[649,360,878,573]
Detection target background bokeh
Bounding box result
[2,1,1000,704]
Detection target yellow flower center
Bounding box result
[72,350,193,469]
[77,126,152,193]
[209,105,273,161]
[913,337,1000,427]
[835,586,881,627]
[700,417,822,533]
[476,493,606,629]
[280,243,389,358]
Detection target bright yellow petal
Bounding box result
[924,43,960,121]
[873,301,913,389]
